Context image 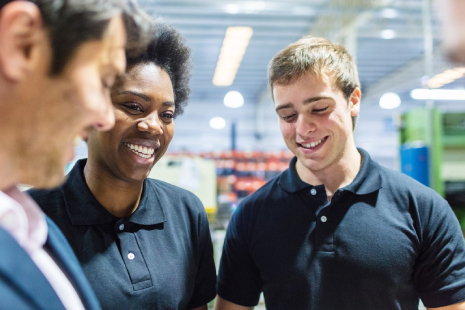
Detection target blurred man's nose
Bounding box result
[94,98,115,131]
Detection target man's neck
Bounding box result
[296,145,361,201]
[83,160,143,218]
[0,149,19,191]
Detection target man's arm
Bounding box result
[428,301,465,310]
[214,296,254,310]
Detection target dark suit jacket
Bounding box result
[0,217,101,310]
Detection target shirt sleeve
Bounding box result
[414,196,465,308]
[187,197,217,309]
[217,203,262,307]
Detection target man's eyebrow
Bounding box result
[275,96,332,113]
[302,96,332,104]
[117,90,151,102]
[275,103,293,113]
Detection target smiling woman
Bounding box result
[28,23,216,310]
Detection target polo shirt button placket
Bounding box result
[116,225,153,290]
[310,188,317,195]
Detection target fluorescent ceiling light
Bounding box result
[410,89,465,100]
[213,27,253,86]
[224,91,244,108]
[381,29,396,39]
[428,67,465,88]
[210,117,226,129]
[379,92,401,109]
[227,4,239,14]
[381,8,398,19]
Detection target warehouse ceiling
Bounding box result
[131,0,463,168]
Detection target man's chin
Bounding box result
[23,171,67,190]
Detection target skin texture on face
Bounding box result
[273,71,361,189]
[0,7,127,189]
[86,63,175,184]
[437,0,465,64]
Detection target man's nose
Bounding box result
[94,97,115,131]
[296,115,316,136]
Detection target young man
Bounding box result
[0,0,151,309]
[215,37,465,310]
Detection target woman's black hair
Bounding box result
[126,22,192,117]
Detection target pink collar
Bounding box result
[0,186,48,254]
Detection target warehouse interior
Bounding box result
[68,1,464,308]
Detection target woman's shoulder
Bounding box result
[27,186,64,209]
[145,178,202,205]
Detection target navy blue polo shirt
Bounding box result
[28,159,216,310]
[217,148,465,310]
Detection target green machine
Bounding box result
[400,108,465,229]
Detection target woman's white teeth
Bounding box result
[124,143,155,158]
[302,139,323,148]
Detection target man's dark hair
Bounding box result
[127,22,192,117]
[0,0,153,75]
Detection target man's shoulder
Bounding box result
[242,173,284,204]
[233,173,287,220]
[377,164,443,199]
[0,226,65,309]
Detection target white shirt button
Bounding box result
[321,216,327,223]
[128,252,135,260]
[310,189,317,195]
[119,224,124,231]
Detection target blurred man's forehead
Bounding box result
[104,15,127,49]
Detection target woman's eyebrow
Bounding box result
[117,90,151,102]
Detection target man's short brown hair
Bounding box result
[268,36,361,129]
[1,0,153,75]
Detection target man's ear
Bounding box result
[349,87,361,117]
[0,1,43,82]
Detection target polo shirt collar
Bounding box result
[62,159,166,226]
[278,157,313,193]
[278,148,382,195]
[342,148,382,195]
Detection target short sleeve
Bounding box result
[187,198,217,309]
[414,197,465,308]
[217,203,262,307]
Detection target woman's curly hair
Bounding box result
[126,22,192,117]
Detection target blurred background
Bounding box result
[71,2,464,307]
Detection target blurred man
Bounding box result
[438,0,465,64]
[0,0,151,309]
[215,36,465,310]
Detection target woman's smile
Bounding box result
[124,142,155,159]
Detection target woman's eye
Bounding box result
[162,112,174,119]
[123,103,143,112]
